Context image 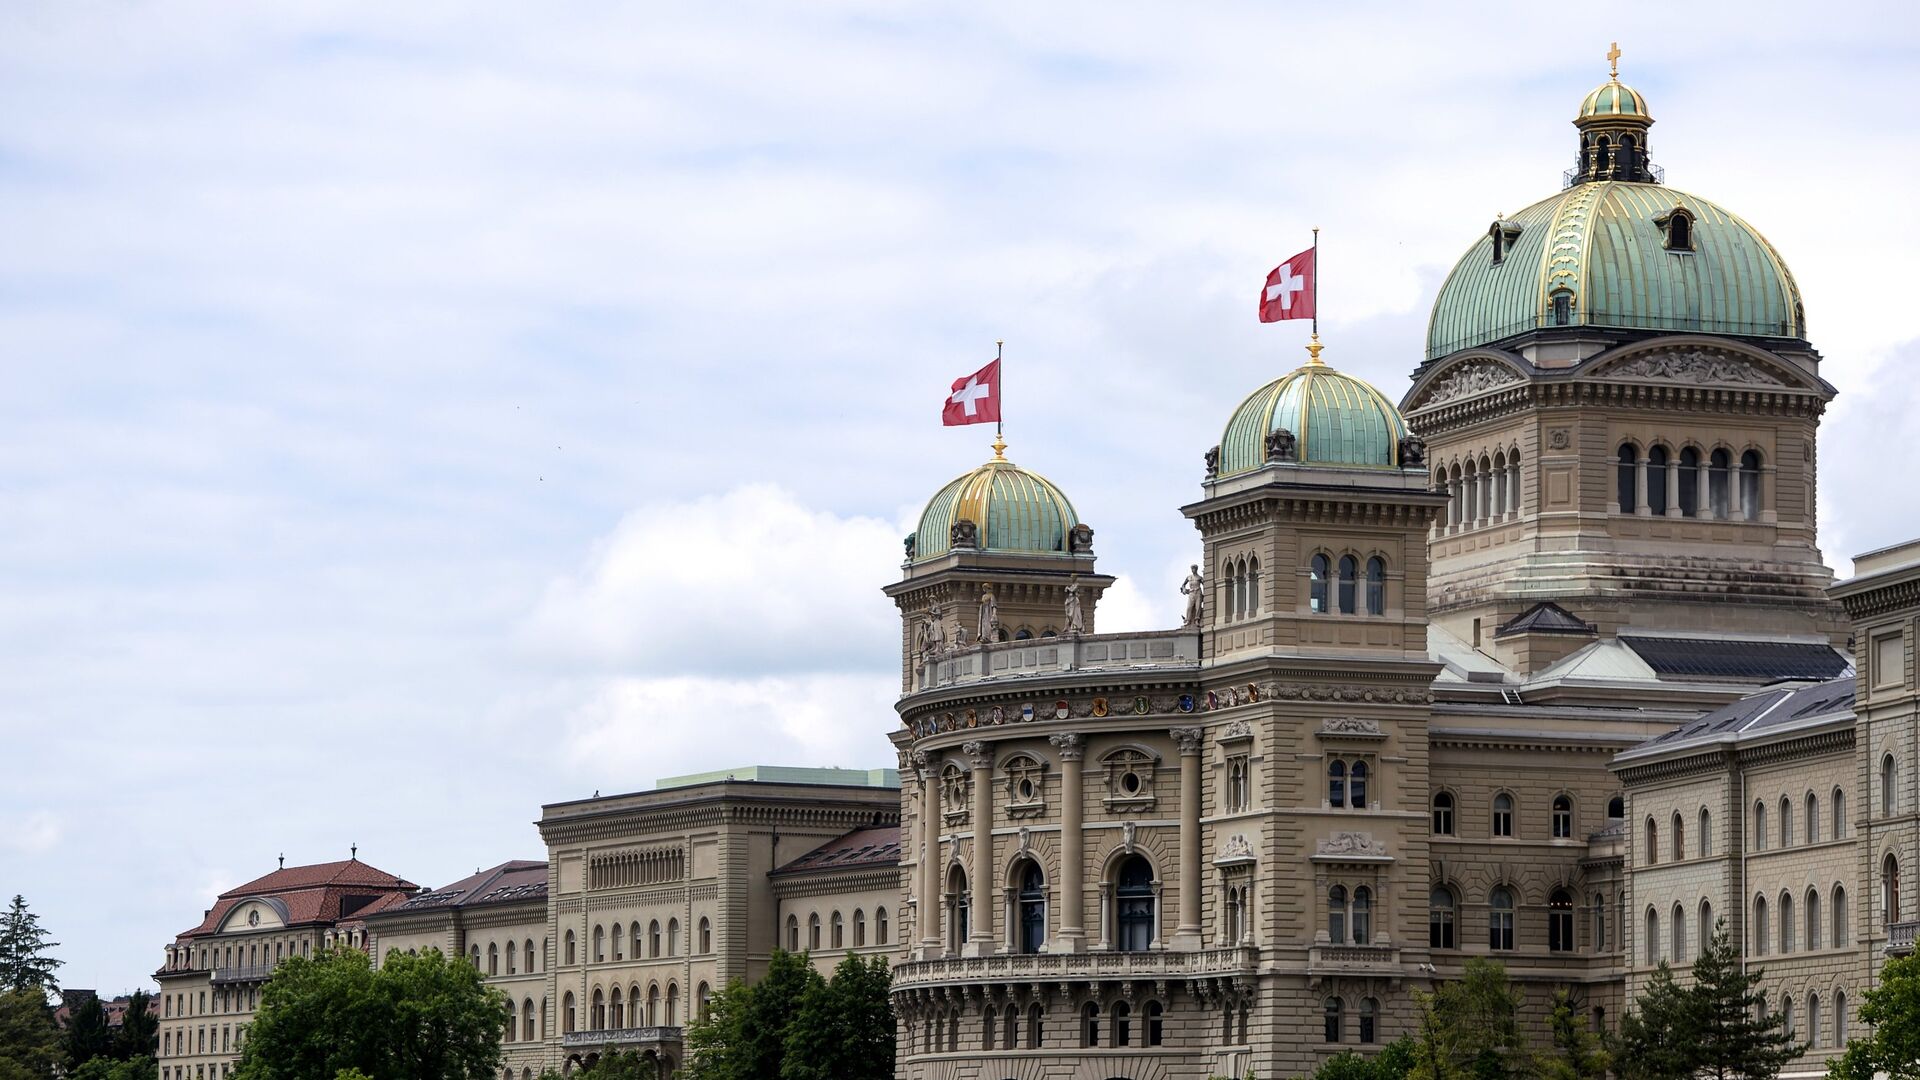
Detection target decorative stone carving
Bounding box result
[1419,360,1522,407]
[1017,826,1032,857]
[1048,732,1085,760]
[1069,523,1095,554]
[903,533,917,560]
[1547,427,1571,450]
[1398,433,1426,466]
[1264,427,1297,462]
[1214,834,1256,866]
[1169,726,1205,754]
[950,518,979,550]
[1599,349,1787,386]
[1316,832,1387,857]
[1204,445,1221,478]
[1318,716,1384,737]
[976,586,998,644]
[961,740,990,768]
[1180,565,1206,628]
[1063,576,1086,635]
[1219,719,1254,742]
[1122,821,1138,854]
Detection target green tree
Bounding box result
[1689,920,1802,1080]
[0,898,60,995]
[566,1050,654,1078]
[1613,962,1694,1080]
[62,994,114,1070]
[115,991,159,1061]
[68,1058,157,1080]
[781,954,894,1080]
[1829,951,1920,1080]
[681,977,751,1080]
[683,950,822,1080]
[1410,959,1530,1080]
[0,987,62,1080]
[1535,989,1608,1080]
[232,947,508,1080]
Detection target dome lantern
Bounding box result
[1568,42,1657,186]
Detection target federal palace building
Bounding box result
[153,58,1920,1080]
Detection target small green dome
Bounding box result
[1426,182,1804,360]
[1578,78,1651,122]
[912,453,1079,562]
[1218,352,1409,477]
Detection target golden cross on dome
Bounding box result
[1607,42,1621,79]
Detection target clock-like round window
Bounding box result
[247,910,260,927]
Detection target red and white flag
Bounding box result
[943,359,1001,426]
[1259,247,1316,323]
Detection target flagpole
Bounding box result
[993,339,1005,460]
[1311,226,1320,339]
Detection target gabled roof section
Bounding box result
[179,858,419,938]
[1619,632,1849,682]
[223,859,415,898]
[386,860,548,913]
[1618,677,1856,761]
[770,826,902,876]
[1496,603,1594,637]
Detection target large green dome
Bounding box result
[1426,181,1804,360]
[1218,350,1409,476]
[911,451,1079,562]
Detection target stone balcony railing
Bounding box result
[562,1027,683,1049]
[892,946,1257,989]
[210,964,276,984]
[911,630,1200,694]
[1888,921,1918,956]
[1307,943,1401,976]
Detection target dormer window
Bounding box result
[1656,206,1695,252]
[1488,219,1523,265]
[1549,288,1574,326]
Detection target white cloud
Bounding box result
[0,812,63,855]
[524,484,903,675]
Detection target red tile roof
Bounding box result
[177,859,419,938]
[771,827,902,876]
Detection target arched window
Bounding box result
[1145,1000,1164,1046]
[1754,801,1768,851]
[1324,997,1344,1043]
[1112,1000,1133,1047]
[1492,793,1514,838]
[471,944,481,968]
[1646,445,1669,515]
[1667,209,1693,251]
[591,988,605,1031]
[1337,556,1358,614]
[1700,807,1713,857]
[1837,991,1848,1047]
[666,983,679,1026]
[646,984,660,1026]
[524,939,534,974]
[1328,885,1349,944]
[1617,444,1638,512]
[1552,795,1573,839]
[1432,791,1456,835]
[1593,894,1608,951]
[829,911,843,950]
[1739,450,1762,520]
[1677,447,1700,516]
[650,920,662,958]
[808,913,821,951]
[592,925,604,964]
[1784,996,1796,1041]
[1884,854,1901,925]
[1310,554,1330,614]
[1807,888,1822,950]
[1552,287,1573,325]
[1781,796,1793,847]
[1026,1002,1044,1048]
[610,922,623,962]
[698,982,711,1021]
[1225,558,1239,622]
[1807,792,1820,843]
[1349,761,1369,809]
[1884,754,1898,817]
[564,930,576,967]
[1754,895,1769,956]
[667,918,679,957]
[1018,862,1047,954]
[1001,1002,1017,1050]
[1644,906,1660,965]
[1328,760,1347,808]
[1608,795,1624,819]
[1809,993,1822,1049]
[1834,787,1847,839]
[1489,888,1515,950]
[1671,902,1688,962]
[1080,1001,1100,1047]
[487,943,498,975]
[1549,890,1574,952]
[698,917,711,954]
[1645,817,1658,863]
[1672,811,1685,861]
[1353,888,1372,944]
[1116,855,1155,951]
[1430,888,1457,949]
[1247,557,1261,616]
[1698,900,1713,959]
[1834,885,1849,946]
[876,907,889,945]
[852,909,866,948]
[1709,448,1731,518]
[563,992,576,1034]
[522,998,535,1041]
[786,914,800,952]
[609,986,623,1029]
[1365,557,1386,615]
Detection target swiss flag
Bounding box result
[1259,247,1316,323]
[943,360,1001,426]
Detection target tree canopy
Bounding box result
[1616,920,1802,1080]
[0,898,61,996]
[682,951,892,1080]
[0,988,62,1080]
[232,947,508,1080]
[1409,957,1529,1080]
[1829,951,1920,1080]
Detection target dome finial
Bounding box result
[1305,333,1326,366]
[990,431,1008,461]
[1607,41,1621,80]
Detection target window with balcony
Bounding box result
[1548,890,1574,952]
[1016,861,1047,954]
[1430,888,1456,949]
[1115,856,1156,952]
[1489,888,1515,950]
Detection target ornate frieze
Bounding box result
[1594,348,1788,387]
[1313,832,1390,861]
[1214,835,1256,867]
[1416,360,1524,409]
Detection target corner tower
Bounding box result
[1403,54,1844,671]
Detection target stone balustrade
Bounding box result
[1307,943,1401,976]
[911,630,1200,693]
[892,946,1257,990]
[562,1027,682,1049]
[1888,921,1918,956]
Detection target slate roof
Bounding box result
[1496,602,1594,637]
[771,827,903,876]
[178,859,419,938]
[384,860,549,913]
[1620,677,1856,759]
[1619,634,1850,682]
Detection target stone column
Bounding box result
[1172,726,1206,950]
[917,753,941,955]
[1695,457,1710,518]
[1665,458,1681,517]
[1729,462,1745,518]
[1508,460,1521,517]
[1050,733,1086,951]
[964,740,995,956]
[1635,456,1651,515]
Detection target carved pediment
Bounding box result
[1587,347,1803,389]
[1214,834,1256,866]
[1314,831,1389,860]
[1407,358,1524,411]
[1317,716,1385,739]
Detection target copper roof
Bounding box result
[771,827,902,876]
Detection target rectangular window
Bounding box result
[1875,632,1905,690]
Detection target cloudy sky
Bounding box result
[6,1,1920,992]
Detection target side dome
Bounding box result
[1218,352,1409,477]
[1426,183,1804,360]
[1578,79,1650,122]
[911,452,1079,562]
